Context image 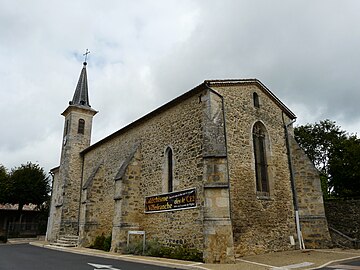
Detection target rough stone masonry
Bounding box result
[47,63,331,263]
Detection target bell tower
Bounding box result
[57,60,97,236]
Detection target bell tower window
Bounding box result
[78,119,85,134]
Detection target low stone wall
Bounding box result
[324,199,360,240]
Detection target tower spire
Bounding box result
[70,52,91,107]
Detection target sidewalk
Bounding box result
[28,241,360,270]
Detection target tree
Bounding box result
[294,119,359,198]
[7,162,50,211]
[328,136,360,197]
[0,164,9,203]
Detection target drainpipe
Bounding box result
[282,113,305,250]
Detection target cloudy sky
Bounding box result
[1,0,359,173]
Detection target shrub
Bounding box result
[124,241,144,255]
[103,235,112,251]
[90,233,111,252]
[0,235,7,243]
[125,239,203,262]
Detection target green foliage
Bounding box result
[92,234,106,250]
[0,164,9,203]
[2,162,51,211]
[328,136,360,197]
[125,239,203,262]
[124,241,144,255]
[103,235,112,252]
[0,235,7,243]
[294,119,360,198]
[90,234,111,251]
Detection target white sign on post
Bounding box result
[127,230,146,254]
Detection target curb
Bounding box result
[29,242,207,270]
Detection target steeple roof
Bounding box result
[70,62,91,107]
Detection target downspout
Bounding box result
[282,112,305,250]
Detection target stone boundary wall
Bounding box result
[325,199,360,240]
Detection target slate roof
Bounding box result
[70,62,91,107]
[81,79,296,155]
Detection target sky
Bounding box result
[0,0,359,174]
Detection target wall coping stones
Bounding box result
[114,143,140,181]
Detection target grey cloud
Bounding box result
[1,0,359,173]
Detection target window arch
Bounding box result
[252,122,269,195]
[165,147,174,193]
[78,119,85,134]
[253,92,260,108]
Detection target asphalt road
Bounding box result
[318,258,360,269]
[0,244,173,270]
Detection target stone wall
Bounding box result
[79,163,114,246]
[58,80,333,262]
[202,90,235,263]
[213,83,297,256]
[81,90,206,255]
[325,199,360,240]
[47,168,62,241]
[290,135,332,248]
[58,106,96,237]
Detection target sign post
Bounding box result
[127,230,146,254]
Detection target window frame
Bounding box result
[78,118,85,134]
[165,147,174,193]
[253,92,260,108]
[252,121,270,197]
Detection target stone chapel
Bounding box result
[47,61,331,263]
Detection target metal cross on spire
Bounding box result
[83,49,90,63]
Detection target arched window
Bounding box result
[165,147,173,192]
[78,119,85,134]
[253,122,269,195]
[253,92,260,108]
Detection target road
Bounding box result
[317,258,360,269]
[0,244,174,270]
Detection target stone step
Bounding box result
[50,234,79,248]
[60,235,79,240]
[50,242,77,248]
[56,239,77,244]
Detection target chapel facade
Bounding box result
[47,62,331,263]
